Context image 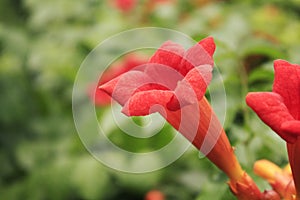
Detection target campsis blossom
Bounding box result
[246,60,300,199]
[99,37,262,199]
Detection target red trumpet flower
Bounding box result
[246,59,300,199]
[100,37,262,199]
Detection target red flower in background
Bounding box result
[112,0,137,12]
[145,190,165,200]
[89,54,147,106]
[246,59,300,199]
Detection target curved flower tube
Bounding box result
[246,60,300,199]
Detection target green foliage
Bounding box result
[1,0,299,199]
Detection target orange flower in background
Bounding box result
[254,160,295,199]
[246,60,300,199]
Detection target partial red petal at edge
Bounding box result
[273,59,300,120]
[198,36,216,58]
[246,92,297,143]
[99,70,153,106]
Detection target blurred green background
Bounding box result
[1,0,300,199]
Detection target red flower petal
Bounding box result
[273,59,300,120]
[90,84,112,106]
[198,36,216,58]
[149,40,185,71]
[122,90,174,116]
[281,120,300,136]
[167,65,213,110]
[184,64,212,98]
[93,54,147,106]
[98,76,121,98]
[144,63,184,90]
[179,37,215,76]
[99,70,153,106]
[246,92,297,143]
